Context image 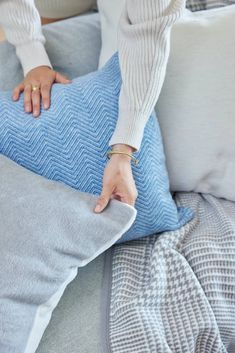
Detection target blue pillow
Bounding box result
[0,53,193,243]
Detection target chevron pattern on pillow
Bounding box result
[0,53,193,243]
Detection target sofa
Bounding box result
[0,7,235,353]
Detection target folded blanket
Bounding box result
[106,192,235,353]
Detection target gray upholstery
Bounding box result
[36,253,106,353]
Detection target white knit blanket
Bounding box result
[109,192,235,353]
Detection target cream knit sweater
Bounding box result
[0,0,185,151]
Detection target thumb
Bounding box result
[55,72,71,84]
[94,188,112,213]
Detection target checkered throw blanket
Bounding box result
[186,0,235,11]
[109,193,235,353]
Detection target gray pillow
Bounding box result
[156,6,235,201]
[0,155,136,353]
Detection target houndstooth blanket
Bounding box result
[108,192,235,353]
[186,0,235,12]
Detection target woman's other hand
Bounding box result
[94,144,138,213]
[12,66,71,117]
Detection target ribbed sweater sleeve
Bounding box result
[108,0,186,152]
[0,0,52,76]
[0,0,185,152]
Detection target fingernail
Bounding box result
[94,205,101,212]
[25,106,30,112]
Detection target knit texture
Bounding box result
[187,0,235,11]
[109,192,235,352]
[1,0,235,150]
[0,0,186,151]
[0,53,193,243]
[0,0,52,75]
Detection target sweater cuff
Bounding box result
[16,41,52,76]
[108,109,147,153]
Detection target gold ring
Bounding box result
[32,85,40,92]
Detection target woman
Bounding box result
[0,0,185,213]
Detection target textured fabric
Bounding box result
[98,0,234,151]
[0,53,193,243]
[156,5,235,201]
[104,0,187,151]
[0,0,186,152]
[0,154,136,353]
[108,192,235,353]
[97,0,235,152]
[98,0,235,67]
[0,12,101,91]
[98,2,235,202]
[187,0,235,11]
[1,1,235,151]
[0,0,52,75]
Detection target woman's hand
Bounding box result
[12,66,71,117]
[94,144,138,213]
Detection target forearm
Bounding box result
[0,0,52,75]
[109,0,186,152]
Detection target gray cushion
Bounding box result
[0,155,136,352]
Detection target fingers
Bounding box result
[22,82,41,117]
[24,82,43,117]
[12,83,24,101]
[12,68,70,117]
[41,73,70,110]
[41,82,52,110]
[94,186,113,213]
[94,184,138,213]
[31,84,41,117]
[55,72,71,84]
[24,84,33,113]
